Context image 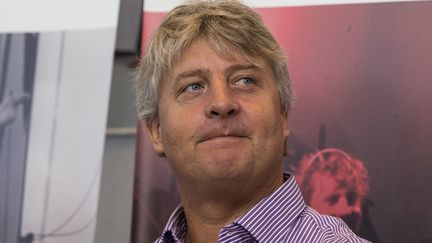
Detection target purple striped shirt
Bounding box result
[156,173,370,243]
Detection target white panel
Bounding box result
[143,0,424,12]
[0,0,120,32]
[22,28,116,243]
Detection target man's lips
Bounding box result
[200,134,247,143]
[196,128,249,144]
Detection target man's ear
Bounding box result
[145,118,165,156]
[281,112,290,140]
[281,112,291,156]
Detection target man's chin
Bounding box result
[194,155,253,181]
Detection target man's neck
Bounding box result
[178,173,284,243]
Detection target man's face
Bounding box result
[147,39,289,184]
[308,172,363,230]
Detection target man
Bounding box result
[135,0,369,242]
[293,148,380,242]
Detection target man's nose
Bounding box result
[204,85,240,119]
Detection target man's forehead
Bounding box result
[174,63,260,78]
[170,39,265,74]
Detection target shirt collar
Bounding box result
[159,205,187,243]
[235,173,306,242]
[158,172,306,243]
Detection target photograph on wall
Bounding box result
[1,1,120,242]
[132,1,432,243]
[0,29,117,243]
[20,29,116,243]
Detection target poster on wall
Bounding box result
[132,1,432,243]
[0,1,119,243]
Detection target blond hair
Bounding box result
[136,0,293,123]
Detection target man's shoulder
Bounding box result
[290,206,371,243]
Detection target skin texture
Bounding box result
[147,39,290,242]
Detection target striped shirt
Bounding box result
[156,173,370,243]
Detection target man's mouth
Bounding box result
[197,128,249,144]
[202,134,246,142]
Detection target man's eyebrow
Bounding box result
[173,64,258,83]
[225,64,259,76]
[174,69,210,83]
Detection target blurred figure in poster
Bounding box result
[0,91,30,128]
[293,148,380,242]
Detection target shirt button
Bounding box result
[226,232,234,236]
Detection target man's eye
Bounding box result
[183,83,203,92]
[233,77,256,86]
